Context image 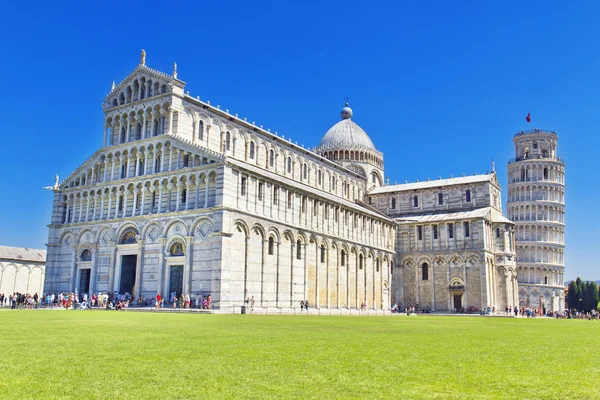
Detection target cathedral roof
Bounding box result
[394,207,513,225]
[316,105,377,152]
[370,173,496,194]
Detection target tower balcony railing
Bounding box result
[508,154,564,164]
[513,129,557,138]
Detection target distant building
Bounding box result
[507,129,566,312]
[0,245,46,295]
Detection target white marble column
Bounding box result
[140,188,147,216]
[132,188,139,217]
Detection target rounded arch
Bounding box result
[60,230,75,246]
[267,227,281,243]
[163,218,189,237]
[191,217,215,239]
[165,235,186,256]
[232,219,250,238]
[142,222,162,243]
[77,228,96,244]
[118,224,140,244]
[250,223,266,239]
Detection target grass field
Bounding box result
[1,311,598,399]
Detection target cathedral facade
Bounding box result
[44,52,517,313]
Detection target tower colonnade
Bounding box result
[507,129,566,312]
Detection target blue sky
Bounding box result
[0,1,597,280]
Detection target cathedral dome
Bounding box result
[317,105,376,151]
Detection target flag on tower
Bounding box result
[526,112,531,123]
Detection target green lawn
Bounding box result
[1,311,598,399]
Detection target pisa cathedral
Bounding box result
[44,51,530,313]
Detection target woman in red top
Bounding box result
[155,293,162,309]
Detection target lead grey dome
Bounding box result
[317,105,376,151]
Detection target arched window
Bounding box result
[438,192,443,205]
[120,229,138,244]
[225,131,231,151]
[391,198,396,209]
[296,240,302,260]
[170,242,184,256]
[318,170,322,185]
[269,150,274,167]
[376,259,380,272]
[422,263,429,280]
[80,249,91,261]
[198,121,204,140]
[303,163,308,180]
[268,237,274,255]
[249,142,255,159]
[465,189,471,203]
[533,141,538,149]
[341,250,346,266]
[543,167,548,180]
[496,228,501,238]
[413,195,419,207]
[320,244,326,263]
[359,254,364,270]
[287,157,292,173]
[181,188,187,204]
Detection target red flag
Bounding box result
[526,112,531,123]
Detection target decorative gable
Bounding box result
[102,51,185,111]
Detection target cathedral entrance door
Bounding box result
[169,265,184,298]
[119,255,137,295]
[453,294,462,310]
[78,269,91,295]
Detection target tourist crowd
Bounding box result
[1,291,213,311]
[0,293,40,309]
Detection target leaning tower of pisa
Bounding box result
[507,129,566,312]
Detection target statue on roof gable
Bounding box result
[140,49,146,66]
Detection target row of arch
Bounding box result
[106,101,172,146]
[318,148,384,169]
[235,168,395,250]
[61,170,218,224]
[515,244,564,265]
[65,139,218,189]
[0,262,44,295]
[108,75,168,108]
[514,224,565,244]
[508,163,564,184]
[516,265,564,286]
[231,219,394,309]
[507,184,565,203]
[60,216,216,250]
[507,204,565,224]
